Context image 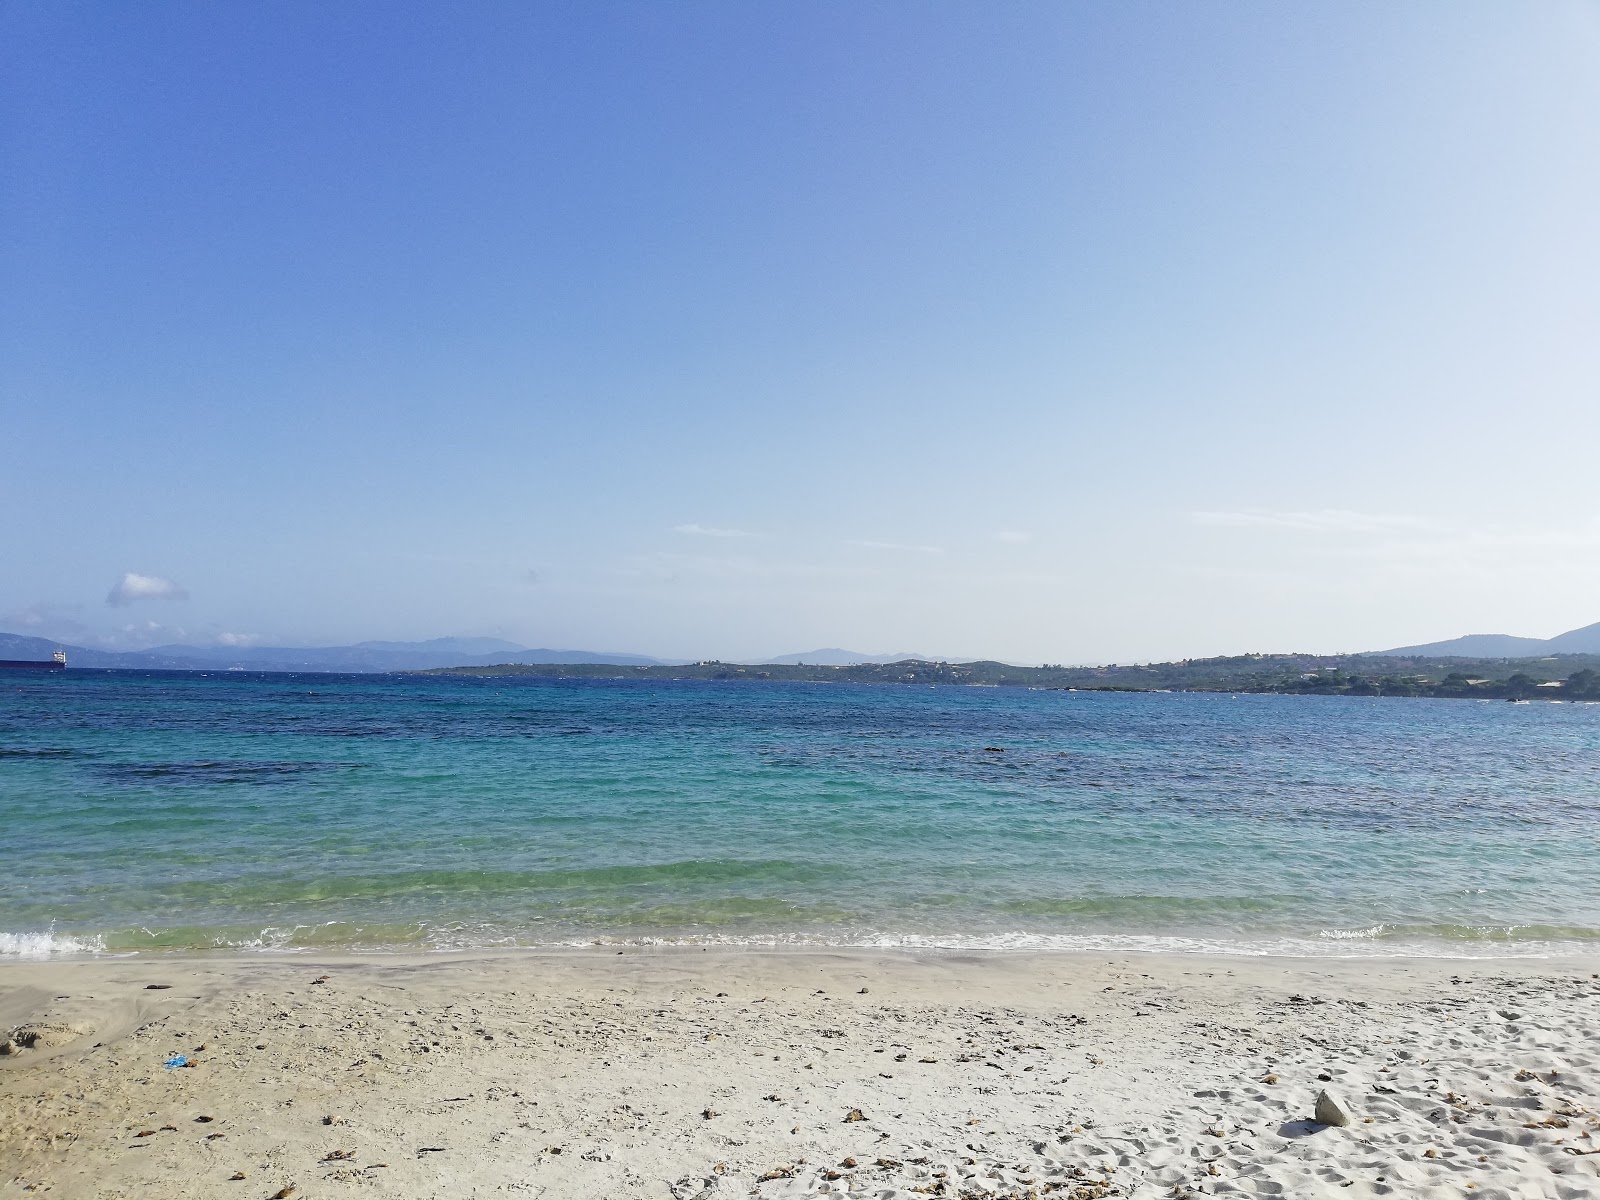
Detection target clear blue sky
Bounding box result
[4,2,1599,661]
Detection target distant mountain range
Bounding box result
[9,623,1599,672]
[0,633,667,673]
[0,632,971,673]
[1375,620,1600,657]
[758,648,941,666]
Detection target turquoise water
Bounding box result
[3,670,1599,958]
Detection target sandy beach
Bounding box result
[3,949,1597,1200]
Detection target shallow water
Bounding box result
[3,670,1598,958]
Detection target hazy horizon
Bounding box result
[6,3,1599,663]
[10,615,1600,669]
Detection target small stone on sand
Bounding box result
[1314,1089,1352,1127]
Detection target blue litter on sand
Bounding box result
[164,1055,187,1069]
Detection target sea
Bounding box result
[3,670,1598,960]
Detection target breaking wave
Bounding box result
[0,929,108,959]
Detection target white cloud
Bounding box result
[1189,509,1436,534]
[4,602,65,629]
[117,620,186,645]
[995,531,1032,544]
[0,602,88,640]
[845,539,945,555]
[106,572,189,607]
[1190,509,1600,558]
[673,523,756,538]
[1185,510,1600,598]
[2,604,49,629]
[214,631,259,647]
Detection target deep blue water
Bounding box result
[3,670,1599,958]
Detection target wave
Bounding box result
[19,905,1600,963]
[26,922,1597,961]
[999,894,1294,918]
[0,929,108,959]
[540,929,1600,959]
[1318,922,1600,943]
[208,923,363,953]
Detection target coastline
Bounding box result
[10,924,1600,961]
[412,656,1600,700]
[5,947,1597,1198]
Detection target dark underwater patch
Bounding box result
[90,760,347,786]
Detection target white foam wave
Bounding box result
[0,929,107,959]
[7,923,1588,963]
[207,923,344,953]
[532,927,1589,960]
[1318,925,1385,940]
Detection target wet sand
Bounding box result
[3,948,1598,1199]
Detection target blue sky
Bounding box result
[4,2,1599,662]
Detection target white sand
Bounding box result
[3,948,1598,1199]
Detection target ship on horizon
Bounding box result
[0,650,67,670]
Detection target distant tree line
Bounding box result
[420,654,1600,700]
[1266,666,1600,700]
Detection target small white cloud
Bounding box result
[995,531,1032,544]
[673,523,756,538]
[106,572,189,607]
[845,539,945,555]
[117,620,185,645]
[0,602,87,639]
[214,631,259,647]
[3,605,48,628]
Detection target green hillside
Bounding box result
[419,652,1600,699]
